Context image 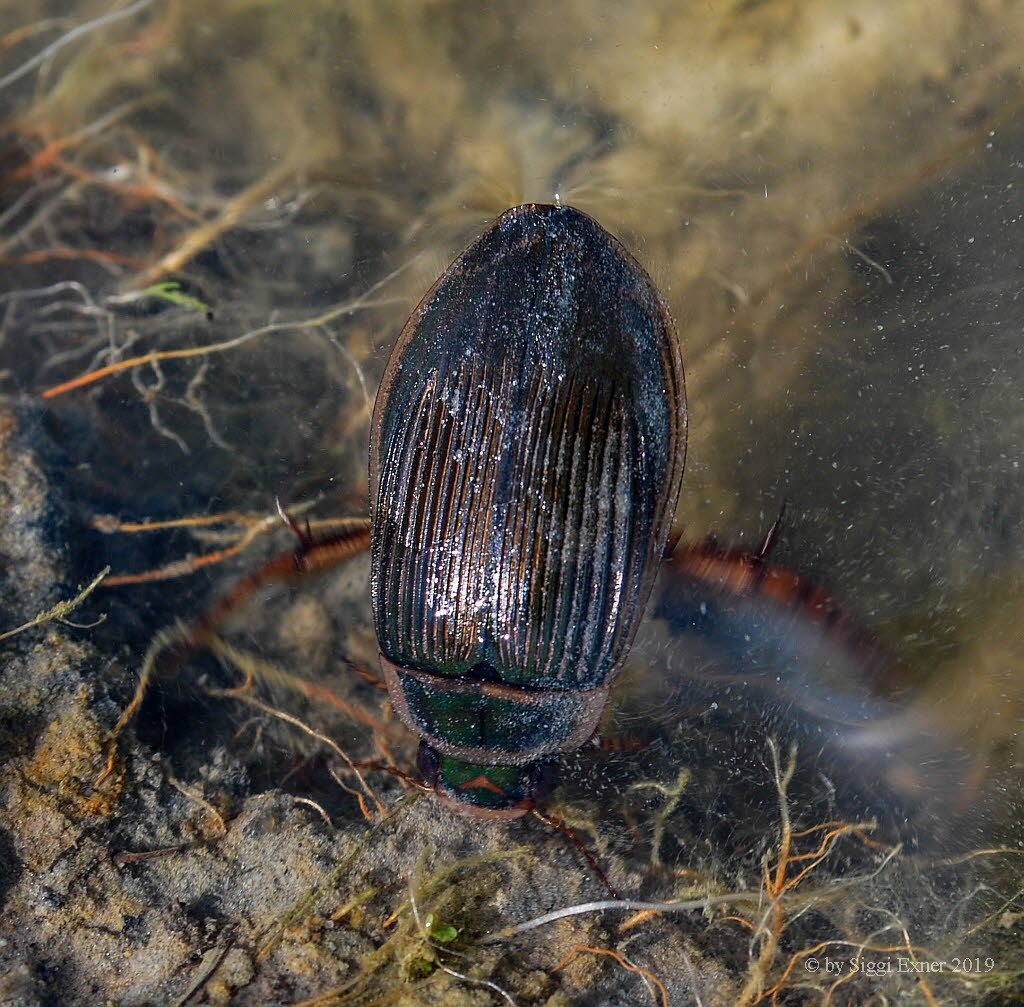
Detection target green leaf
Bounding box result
[424,913,459,944]
[136,282,211,314]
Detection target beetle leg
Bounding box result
[593,735,647,754]
[351,758,431,792]
[347,659,388,692]
[202,517,372,631]
[531,807,620,899]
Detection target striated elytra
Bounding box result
[369,203,686,817]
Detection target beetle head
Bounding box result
[416,743,559,820]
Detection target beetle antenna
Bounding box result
[531,807,620,900]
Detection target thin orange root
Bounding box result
[551,945,668,1007]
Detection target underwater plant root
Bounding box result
[0,564,108,641]
[551,944,669,1007]
[94,505,367,586]
[40,263,414,400]
[202,648,385,820]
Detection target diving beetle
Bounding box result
[369,202,686,817]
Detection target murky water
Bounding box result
[1,2,1022,1004]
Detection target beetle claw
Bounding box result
[757,498,788,560]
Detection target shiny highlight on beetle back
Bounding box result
[370,204,685,689]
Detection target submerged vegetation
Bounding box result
[1,0,1023,1003]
